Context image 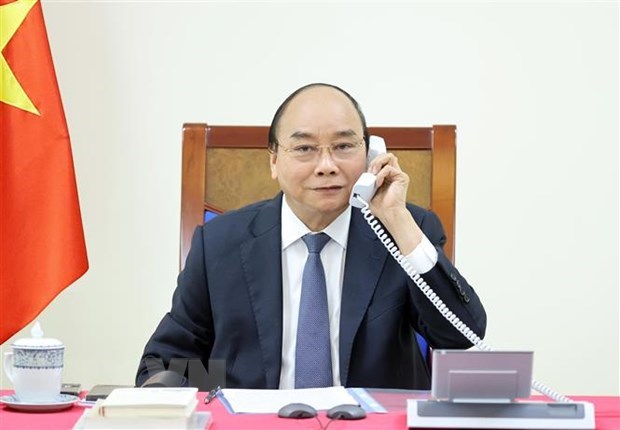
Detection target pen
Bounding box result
[204,386,221,404]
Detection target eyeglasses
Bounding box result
[276,140,364,163]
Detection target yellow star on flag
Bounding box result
[1,0,39,115]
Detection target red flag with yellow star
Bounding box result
[1,0,88,343]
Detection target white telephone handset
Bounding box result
[352,135,569,403]
[349,135,387,208]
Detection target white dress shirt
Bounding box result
[278,196,438,389]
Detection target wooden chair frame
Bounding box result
[180,124,456,270]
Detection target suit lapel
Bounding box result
[339,209,388,385]
[240,195,283,388]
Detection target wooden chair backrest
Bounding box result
[180,124,456,270]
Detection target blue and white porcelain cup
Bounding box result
[3,322,64,403]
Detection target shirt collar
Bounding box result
[281,195,351,251]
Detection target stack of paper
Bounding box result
[220,386,360,413]
[73,387,210,429]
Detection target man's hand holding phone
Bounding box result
[362,139,424,255]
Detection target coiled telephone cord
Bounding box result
[358,200,570,403]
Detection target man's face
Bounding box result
[270,86,367,230]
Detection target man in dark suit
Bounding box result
[136,83,486,390]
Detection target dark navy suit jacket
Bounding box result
[136,194,486,389]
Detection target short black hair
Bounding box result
[267,83,369,152]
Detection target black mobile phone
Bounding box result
[60,383,81,397]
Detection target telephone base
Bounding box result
[407,399,595,429]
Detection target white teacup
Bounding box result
[3,322,64,403]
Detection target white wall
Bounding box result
[2,1,618,396]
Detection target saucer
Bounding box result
[0,394,79,412]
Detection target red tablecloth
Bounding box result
[1,390,618,430]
